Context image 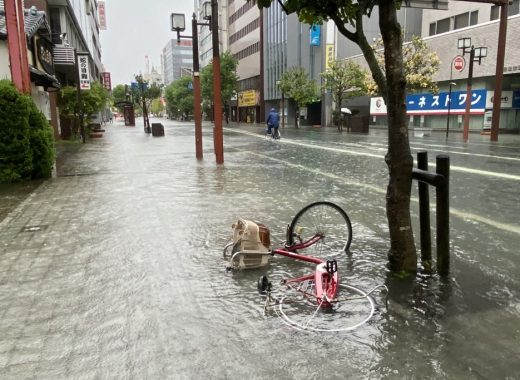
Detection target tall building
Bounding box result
[162,39,193,87]
[228,0,262,123]
[263,3,325,126]
[195,0,228,68]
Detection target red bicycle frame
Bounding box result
[272,234,339,308]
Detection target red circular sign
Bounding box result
[453,56,465,72]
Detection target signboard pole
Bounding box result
[490,2,508,141]
[462,47,475,142]
[75,50,86,143]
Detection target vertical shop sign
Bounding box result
[78,54,91,90]
[98,1,107,30]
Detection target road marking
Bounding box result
[226,128,520,181]
[239,150,520,236]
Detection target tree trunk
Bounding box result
[295,106,299,128]
[379,1,417,273]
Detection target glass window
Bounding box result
[470,11,478,25]
[510,0,519,15]
[454,12,469,29]
[429,23,436,36]
[490,5,499,20]
[436,18,450,34]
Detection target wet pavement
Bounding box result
[0,118,519,379]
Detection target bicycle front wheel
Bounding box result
[287,202,352,259]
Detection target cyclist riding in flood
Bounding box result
[266,108,280,139]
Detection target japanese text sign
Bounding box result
[371,89,488,115]
[77,54,91,90]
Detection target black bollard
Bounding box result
[436,155,450,276]
[417,152,432,272]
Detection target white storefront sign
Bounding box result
[370,97,387,115]
[485,90,513,109]
[78,54,91,90]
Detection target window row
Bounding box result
[229,1,255,25]
[429,11,478,36]
[233,42,260,61]
[229,18,259,44]
[237,76,260,92]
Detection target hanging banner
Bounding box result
[98,1,107,30]
[77,53,91,90]
[310,25,321,46]
[102,72,111,91]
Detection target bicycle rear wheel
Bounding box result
[287,201,352,259]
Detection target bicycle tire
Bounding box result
[287,201,352,259]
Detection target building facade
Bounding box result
[263,2,325,127]
[1,0,103,138]
[228,0,262,123]
[343,1,520,133]
[416,1,520,132]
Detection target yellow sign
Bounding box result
[325,44,334,69]
[238,90,257,107]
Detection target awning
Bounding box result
[29,66,61,89]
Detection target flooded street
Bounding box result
[1,119,519,379]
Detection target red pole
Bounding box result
[211,0,224,164]
[5,0,31,93]
[490,2,508,142]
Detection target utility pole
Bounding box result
[211,0,224,164]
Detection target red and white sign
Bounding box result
[98,1,106,30]
[102,72,111,91]
[453,55,465,72]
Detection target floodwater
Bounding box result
[0,118,519,379]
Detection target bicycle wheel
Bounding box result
[287,201,352,258]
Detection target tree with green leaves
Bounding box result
[150,98,165,117]
[257,0,418,273]
[132,75,162,128]
[321,60,367,131]
[111,84,128,113]
[164,76,194,120]
[0,79,55,183]
[364,35,440,95]
[279,67,319,128]
[201,51,238,118]
[59,81,109,138]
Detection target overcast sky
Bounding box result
[100,0,194,86]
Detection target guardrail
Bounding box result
[412,151,450,275]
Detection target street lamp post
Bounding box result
[209,0,224,164]
[276,80,285,129]
[171,11,210,160]
[445,81,456,139]
[458,37,487,142]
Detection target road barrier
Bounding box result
[412,151,450,275]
